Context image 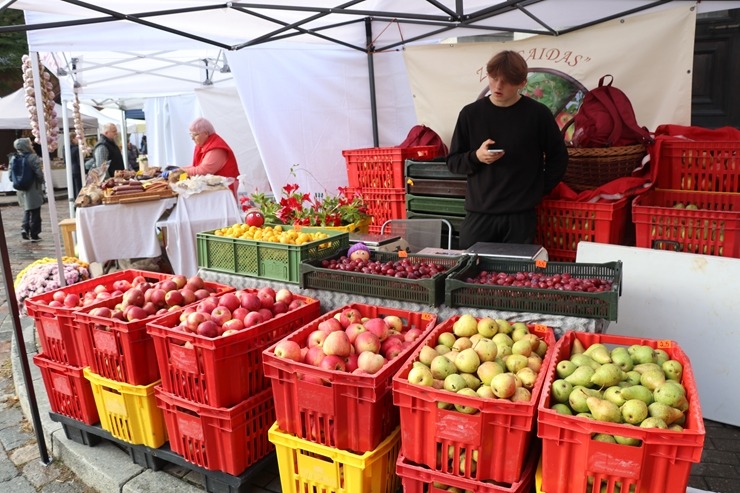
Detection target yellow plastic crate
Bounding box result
[84,368,166,448]
[268,423,400,493]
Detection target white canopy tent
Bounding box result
[5,0,738,198]
[0,88,97,131]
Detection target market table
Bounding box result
[157,188,242,278]
[75,197,177,264]
[198,269,609,337]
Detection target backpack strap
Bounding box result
[588,75,624,146]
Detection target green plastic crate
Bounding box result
[406,194,466,215]
[445,256,622,320]
[197,228,349,284]
[404,159,466,180]
[300,250,467,306]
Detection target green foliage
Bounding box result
[0,9,29,94]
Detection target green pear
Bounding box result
[621,399,649,425]
[496,344,512,359]
[674,413,686,427]
[516,367,538,390]
[492,333,513,347]
[551,379,573,403]
[454,388,480,414]
[476,385,495,399]
[444,373,468,392]
[653,349,670,366]
[603,386,626,407]
[648,402,684,426]
[556,360,577,379]
[592,433,616,444]
[460,373,482,391]
[668,424,684,432]
[633,363,662,374]
[455,348,481,374]
[662,360,683,381]
[494,319,512,335]
[511,338,533,356]
[577,412,594,419]
[653,382,685,408]
[620,385,654,405]
[511,387,532,402]
[624,370,642,386]
[584,343,608,358]
[418,346,439,366]
[452,314,479,337]
[610,347,634,372]
[586,397,622,423]
[511,323,530,342]
[472,338,498,363]
[564,365,595,387]
[571,338,587,355]
[551,403,573,415]
[591,363,625,388]
[430,355,457,380]
[437,401,453,410]
[476,361,504,386]
[570,354,601,370]
[640,417,668,429]
[587,345,612,365]
[535,340,548,358]
[630,345,655,365]
[614,435,642,447]
[640,369,666,391]
[505,354,529,373]
[476,317,498,338]
[569,386,601,414]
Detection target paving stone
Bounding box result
[0,474,37,493]
[0,425,34,452]
[0,453,19,482]
[711,439,740,454]
[701,448,740,465]
[10,442,40,465]
[41,479,89,493]
[22,457,62,488]
[0,405,23,429]
[688,475,709,490]
[706,476,740,493]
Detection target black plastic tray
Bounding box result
[404,159,466,180]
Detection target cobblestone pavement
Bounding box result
[1,190,739,493]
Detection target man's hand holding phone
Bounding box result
[478,140,505,164]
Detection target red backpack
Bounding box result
[399,125,449,158]
[566,75,652,148]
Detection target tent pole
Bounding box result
[365,18,379,147]
[120,109,129,169]
[61,98,75,218]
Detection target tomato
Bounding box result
[245,210,265,227]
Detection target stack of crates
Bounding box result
[392,316,555,492]
[263,303,438,493]
[145,289,321,476]
[343,146,436,234]
[27,270,181,430]
[633,140,740,257]
[404,158,467,249]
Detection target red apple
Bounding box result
[257,292,274,310]
[112,280,131,292]
[48,300,64,308]
[258,308,274,321]
[323,331,352,358]
[288,299,306,311]
[186,311,209,332]
[210,306,232,326]
[171,274,187,289]
[159,280,178,293]
[243,311,264,328]
[257,286,276,300]
[122,288,145,307]
[131,275,147,287]
[111,310,126,321]
[384,315,403,332]
[274,340,302,361]
[180,288,197,306]
[403,328,423,342]
[63,293,80,308]
[95,291,113,300]
[344,353,359,373]
[148,288,167,307]
[218,292,241,312]
[197,320,219,338]
[89,306,112,318]
[240,292,262,311]
[245,210,265,227]
[363,318,390,341]
[354,331,381,354]
[307,330,327,348]
[164,290,184,307]
[320,355,347,372]
[219,318,244,335]
[194,288,211,301]
[272,301,288,315]
[92,284,108,294]
[344,323,366,344]
[232,307,249,322]
[142,301,158,315]
[196,297,218,314]
[126,305,148,322]
[187,275,205,290]
[179,306,196,322]
[318,317,343,334]
[304,346,326,366]
[357,352,385,374]
[339,307,362,328]
[275,288,293,305]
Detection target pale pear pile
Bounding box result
[406,314,548,414]
[550,340,688,445]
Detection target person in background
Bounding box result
[93,123,125,175]
[169,117,239,196]
[12,138,45,242]
[139,135,148,155]
[69,134,83,198]
[447,50,567,248]
[127,141,140,171]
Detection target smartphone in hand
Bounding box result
[487,143,504,154]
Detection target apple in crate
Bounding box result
[274,340,302,362]
[357,351,385,374]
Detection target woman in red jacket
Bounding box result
[179,117,240,196]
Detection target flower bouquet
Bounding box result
[14,257,90,313]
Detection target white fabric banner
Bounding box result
[226,43,417,197]
[143,94,201,168]
[403,4,697,146]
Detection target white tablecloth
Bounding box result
[76,197,177,263]
[158,189,242,277]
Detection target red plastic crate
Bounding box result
[537,331,705,493]
[343,146,436,189]
[392,317,554,484]
[263,303,437,454]
[33,353,99,425]
[633,189,740,257]
[347,187,407,233]
[656,140,739,192]
[155,386,275,476]
[536,197,630,261]
[73,280,234,386]
[146,291,320,408]
[25,270,171,367]
[396,445,539,493]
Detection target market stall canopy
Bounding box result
[0,88,97,131]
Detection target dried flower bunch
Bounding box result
[14,257,90,312]
[21,54,59,152]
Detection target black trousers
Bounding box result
[22,208,42,238]
[459,209,537,249]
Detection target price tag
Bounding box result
[398,250,408,258]
[657,340,672,349]
[533,324,548,333]
[535,259,547,268]
[422,313,434,320]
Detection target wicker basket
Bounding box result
[563,144,647,192]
